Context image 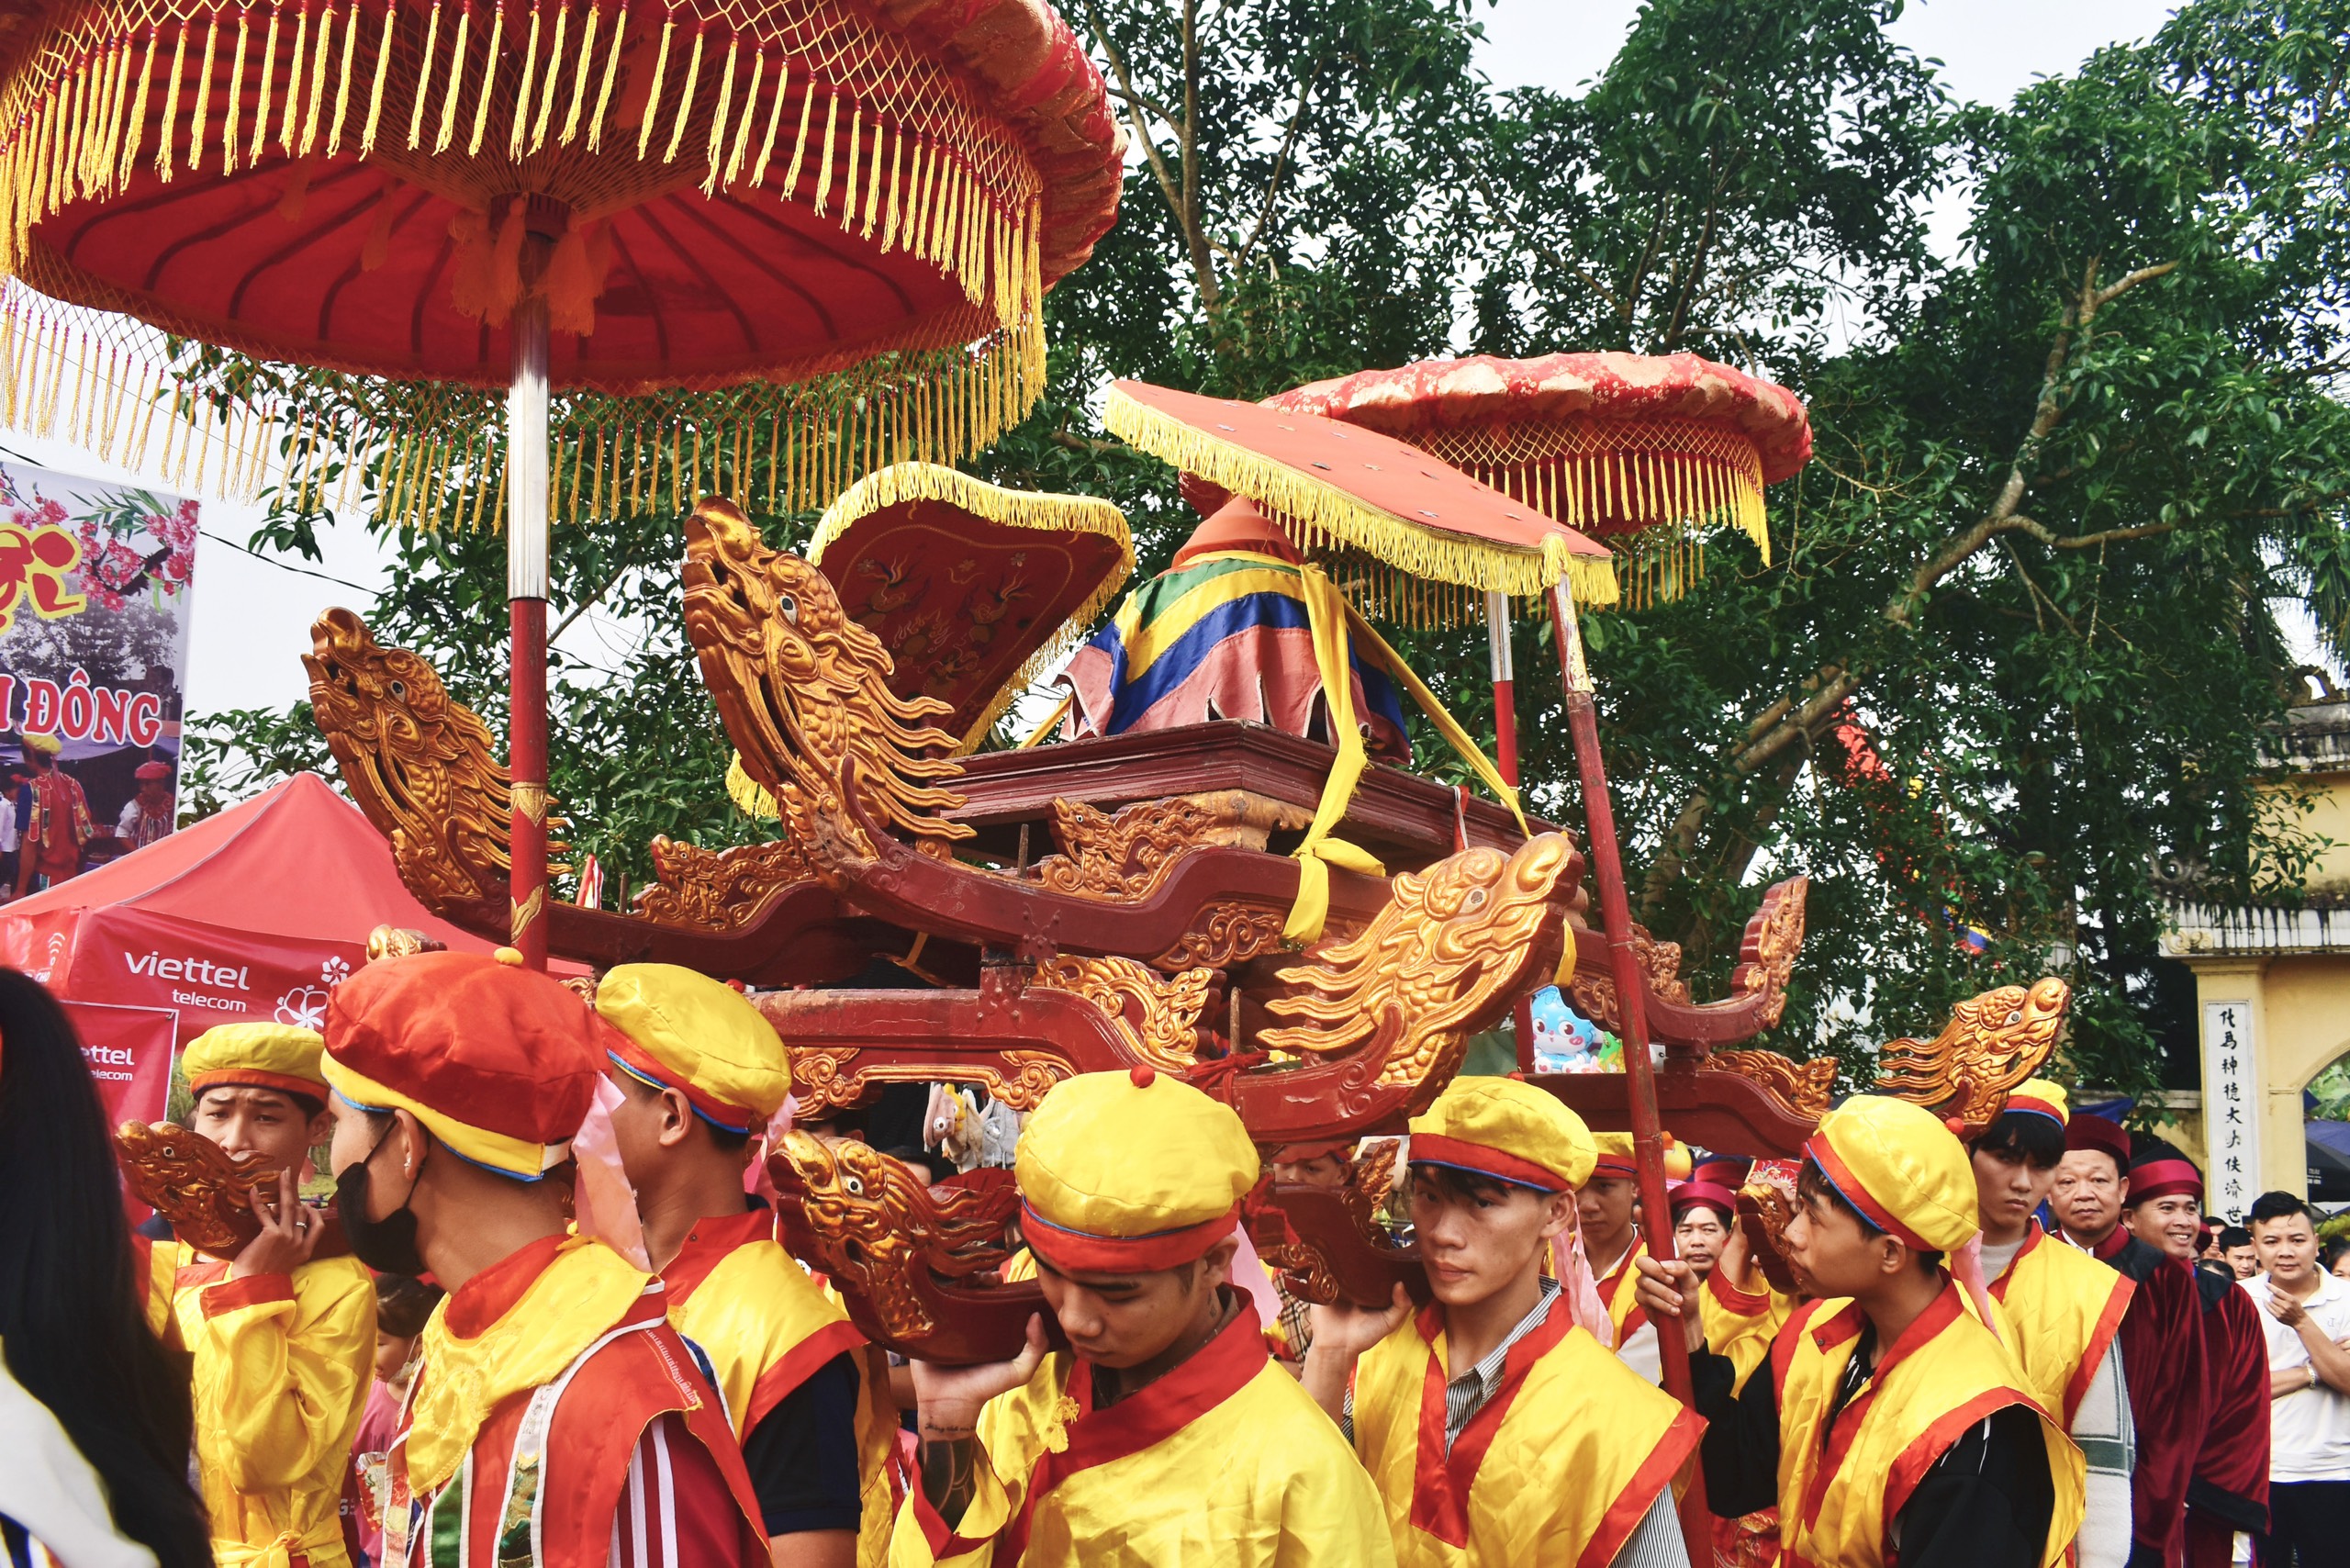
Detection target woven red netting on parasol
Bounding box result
[1267,353,1812,606]
[0,0,1124,523]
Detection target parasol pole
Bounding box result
[507,296,552,971]
[1545,573,1706,1551]
[1487,589,1539,1072]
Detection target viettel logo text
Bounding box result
[122,950,251,991]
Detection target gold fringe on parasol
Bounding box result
[1103,383,1619,617]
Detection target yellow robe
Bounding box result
[1698,1266,1795,1390]
[888,1301,1393,1567]
[1984,1222,2134,1426]
[1772,1282,2085,1568]
[663,1209,901,1568]
[160,1241,375,1568]
[1349,1293,1699,1566]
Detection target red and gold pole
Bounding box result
[506,296,552,971]
[1488,589,1539,1072]
[1547,575,1705,1551]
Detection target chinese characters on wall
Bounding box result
[2201,999,2262,1221]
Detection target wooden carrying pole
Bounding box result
[507,297,552,971]
[1546,575,1707,1550]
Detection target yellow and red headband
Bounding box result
[2002,1077,2068,1127]
[593,964,789,1137]
[1803,1094,1979,1253]
[1407,1077,1597,1193]
[182,1022,327,1104]
[1015,1068,1259,1275]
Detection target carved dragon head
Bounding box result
[1259,834,1579,1103]
[304,608,514,910]
[681,498,973,860]
[1874,976,2072,1138]
[767,1131,1015,1338]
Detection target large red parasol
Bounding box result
[0,0,1122,964]
[1271,352,1811,607]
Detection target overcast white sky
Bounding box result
[38,0,2187,725]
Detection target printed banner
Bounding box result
[0,461,196,889]
[62,997,178,1126]
[56,905,363,1044]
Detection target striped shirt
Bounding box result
[1342,1278,1564,1452]
[607,1410,745,1567]
[1440,1277,1563,1450]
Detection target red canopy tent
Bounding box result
[0,772,535,1066]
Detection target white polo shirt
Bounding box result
[2244,1269,2350,1482]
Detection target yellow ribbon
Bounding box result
[1339,601,1531,838]
[1284,563,1386,945]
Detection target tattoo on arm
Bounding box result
[919,1428,983,1529]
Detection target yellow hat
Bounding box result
[1591,1130,1638,1180]
[1805,1094,1979,1253]
[1408,1076,1595,1192]
[19,733,60,756]
[595,964,789,1134]
[182,1022,327,1103]
[2004,1078,2068,1127]
[1016,1068,1259,1272]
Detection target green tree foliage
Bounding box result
[187,0,2350,1099]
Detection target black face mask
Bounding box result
[336,1126,430,1277]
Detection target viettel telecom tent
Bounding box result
[0,770,540,1047]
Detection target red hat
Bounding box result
[320,951,609,1180]
[1169,497,1304,569]
[1690,1155,1751,1187]
[2063,1114,2131,1177]
[1669,1180,1737,1222]
[2127,1145,2202,1207]
[134,760,171,781]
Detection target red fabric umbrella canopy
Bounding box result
[1102,379,1617,621]
[0,771,576,1043]
[4,0,1121,390]
[0,0,1123,524]
[1265,353,1812,605]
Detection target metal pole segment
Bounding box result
[1546,575,1707,1552]
[507,297,551,970]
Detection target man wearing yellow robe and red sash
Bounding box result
[1583,1131,1661,1383]
[319,950,769,1568]
[1304,1078,1701,1566]
[596,963,901,1568]
[1968,1081,2136,1568]
[151,1022,375,1568]
[891,1067,1391,1567]
[1639,1094,2085,1567]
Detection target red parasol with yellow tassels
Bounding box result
[0,0,1123,964]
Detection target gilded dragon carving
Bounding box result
[635,835,822,933]
[1260,835,1578,1094]
[1153,902,1292,971]
[767,1133,1015,1338]
[304,608,525,912]
[788,1049,1069,1117]
[1028,955,1217,1070]
[682,498,973,862]
[115,1122,347,1261]
[1875,976,2072,1138]
[1731,875,1809,1029]
[1703,1049,1840,1122]
[1034,796,1227,901]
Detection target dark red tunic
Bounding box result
[2185,1270,2269,1567]
[2087,1227,2205,1567]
